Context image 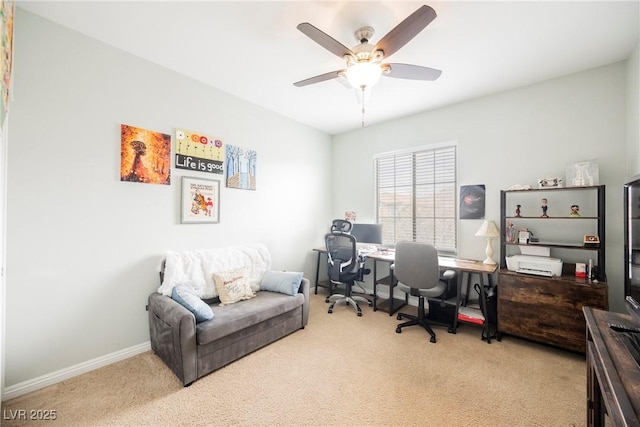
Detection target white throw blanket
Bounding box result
[158,243,272,298]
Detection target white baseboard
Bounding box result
[2,341,151,401]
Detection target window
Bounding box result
[375,143,457,254]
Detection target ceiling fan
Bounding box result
[293,4,442,106]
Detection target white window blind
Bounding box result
[375,144,457,254]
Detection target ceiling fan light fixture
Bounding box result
[345,61,382,90]
[295,5,441,127]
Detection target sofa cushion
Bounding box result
[196,291,304,345]
[260,271,303,296]
[213,267,255,306]
[171,284,214,323]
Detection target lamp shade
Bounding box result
[475,220,500,265]
[475,220,500,238]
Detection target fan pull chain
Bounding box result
[360,86,366,127]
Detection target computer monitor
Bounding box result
[350,223,382,244]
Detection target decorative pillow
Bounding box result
[171,284,214,323]
[213,267,255,306]
[260,271,303,296]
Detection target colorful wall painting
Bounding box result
[225,144,256,190]
[120,124,171,185]
[175,128,224,175]
[0,0,14,125]
[181,176,220,224]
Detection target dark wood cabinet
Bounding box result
[498,270,608,352]
[584,307,640,426]
[498,185,608,353]
[624,176,640,301]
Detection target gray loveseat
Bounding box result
[147,244,310,386]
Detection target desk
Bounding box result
[370,251,498,342]
[443,258,499,343]
[312,247,499,342]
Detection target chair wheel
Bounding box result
[396,314,402,320]
[396,327,402,333]
[328,309,333,314]
[430,336,436,343]
[357,312,362,317]
[325,298,330,303]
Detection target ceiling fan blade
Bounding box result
[297,23,354,59]
[335,74,353,89]
[383,63,442,81]
[293,70,346,87]
[374,5,437,59]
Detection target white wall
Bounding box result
[4,9,332,388]
[627,42,640,178]
[331,62,628,312]
[4,7,637,397]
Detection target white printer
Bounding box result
[505,246,563,277]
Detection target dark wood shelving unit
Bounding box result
[498,185,608,353]
[500,185,606,274]
[505,242,599,250]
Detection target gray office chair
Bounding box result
[393,241,456,343]
[325,230,372,316]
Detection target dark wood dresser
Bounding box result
[584,307,640,426]
[498,270,608,353]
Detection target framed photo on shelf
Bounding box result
[181,176,220,224]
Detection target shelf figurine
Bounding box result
[541,198,549,218]
[506,220,516,243]
[570,204,580,217]
[515,204,521,217]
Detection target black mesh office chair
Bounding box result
[331,219,353,233]
[325,230,372,316]
[393,241,456,343]
[324,219,354,297]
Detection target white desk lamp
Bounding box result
[475,220,500,265]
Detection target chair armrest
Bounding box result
[147,292,197,386]
[441,269,456,280]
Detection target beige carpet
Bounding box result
[1,293,586,426]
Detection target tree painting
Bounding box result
[120,124,171,185]
[1,0,14,121]
[225,144,256,190]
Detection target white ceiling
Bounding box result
[17,1,640,135]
